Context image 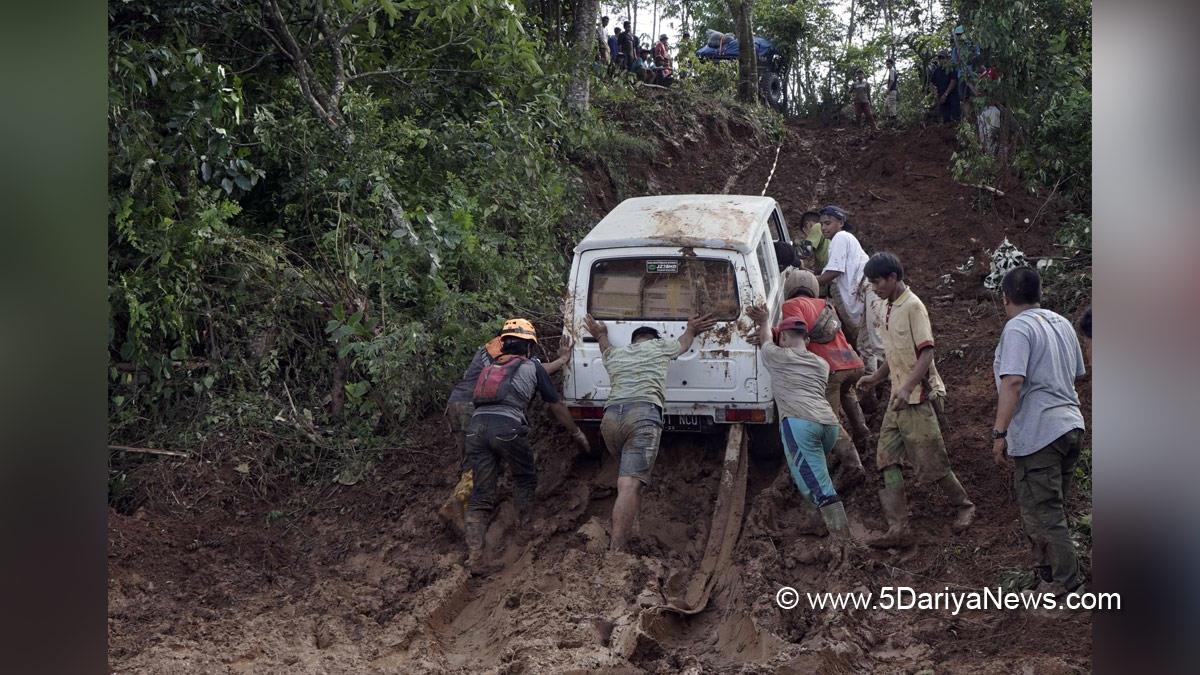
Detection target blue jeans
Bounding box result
[600,402,663,485]
[780,417,840,507]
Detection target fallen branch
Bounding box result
[109,445,190,458]
[958,182,1006,196]
[868,189,889,202]
[907,171,939,179]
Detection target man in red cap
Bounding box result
[747,304,854,546]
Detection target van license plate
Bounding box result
[665,414,703,432]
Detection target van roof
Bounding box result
[576,195,778,255]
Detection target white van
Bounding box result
[562,195,796,433]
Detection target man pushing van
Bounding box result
[463,319,590,574]
[583,312,718,553]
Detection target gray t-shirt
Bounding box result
[993,308,1086,456]
[761,342,838,425]
[472,358,560,424]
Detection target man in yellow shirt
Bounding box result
[857,252,974,547]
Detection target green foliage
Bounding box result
[109,0,781,484]
[108,0,584,469]
[962,0,1092,203]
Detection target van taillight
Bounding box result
[723,408,766,423]
[569,406,605,420]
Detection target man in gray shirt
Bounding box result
[463,320,589,574]
[991,268,1087,596]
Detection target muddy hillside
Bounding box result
[109,118,1092,674]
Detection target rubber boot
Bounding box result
[937,473,976,533]
[464,510,495,576]
[820,501,851,540]
[512,490,535,547]
[842,397,872,453]
[831,432,866,494]
[867,484,913,548]
[820,501,856,571]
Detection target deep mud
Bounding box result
[109,119,1092,673]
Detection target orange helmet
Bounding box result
[499,318,538,343]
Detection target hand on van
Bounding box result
[542,335,573,375]
[678,313,718,355]
[583,314,612,353]
[744,305,773,348]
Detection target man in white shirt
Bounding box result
[815,205,884,385]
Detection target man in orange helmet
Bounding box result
[439,320,573,534]
[462,319,590,574]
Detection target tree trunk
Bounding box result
[566,0,599,114]
[886,0,894,59]
[846,0,856,48]
[727,0,757,103]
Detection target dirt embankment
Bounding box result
[109,117,1091,674]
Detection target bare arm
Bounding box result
[583,314,612,354]
[745,304,772,346]
[858,360,890,389]
[816,269,841,286]
[992,375,1024,433]
[677,313,718,355]
[548,401,591,453]
[541,335,572,375]
[991,374,1024,467]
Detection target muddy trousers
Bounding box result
[780,417,840,508]
[464,413,536,521]
[826,367,869,458]
[1014,429,1084,591]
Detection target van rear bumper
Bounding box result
[565,401,776,427]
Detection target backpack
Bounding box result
[472,354,527,406]
[807,300,842,344]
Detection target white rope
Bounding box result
[760,142,783,196]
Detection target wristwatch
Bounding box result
[991,429,1007,439]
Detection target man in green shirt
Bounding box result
[583,312,717,552]
[794,210,831,278]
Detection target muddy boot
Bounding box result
[867,484,913,548]
[937,473,976,533]
[820,501,852,540]
[512,491,536,547]
[843,398,873,453]
[820,501,856,571]
[464,510,497,576]
[831,434,866,494]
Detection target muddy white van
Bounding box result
[562,195,797,434]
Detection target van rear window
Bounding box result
[587,257,739,320]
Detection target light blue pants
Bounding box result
[780,417,840,507]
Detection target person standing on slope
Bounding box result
[857,253,975,547]
[815,205,883,411]
[991,267,1088,597]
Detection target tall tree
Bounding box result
[567,0,601,112]
[726,0,757,102]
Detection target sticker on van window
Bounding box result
[646,260,680,274]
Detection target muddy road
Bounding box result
[109,120,1092,673]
